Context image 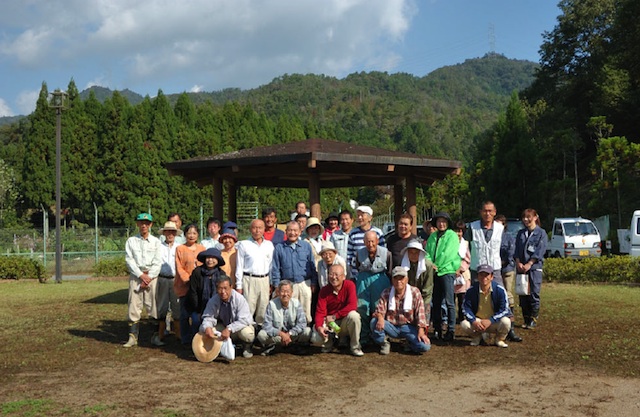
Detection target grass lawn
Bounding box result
[1,279,639,416]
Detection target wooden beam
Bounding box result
[227,181,237,222]
[394,183,403,228]
[213,177,223,220]
[406,175,417,235]
[309,172,321,219]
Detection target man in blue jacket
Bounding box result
[271,221,318,323]
[460,264,511,348]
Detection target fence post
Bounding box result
[94,202,99,264]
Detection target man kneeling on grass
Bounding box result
[257,280,311,356]
[460,264,511,348]
[370,266,431,355]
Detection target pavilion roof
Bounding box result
[166,138,461,188]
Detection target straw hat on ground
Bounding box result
[192,332,223,363]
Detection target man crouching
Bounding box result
[460,264,511,348]
[257,280,311,355]
[370,266,431,355]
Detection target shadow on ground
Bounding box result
[82,289,128,304]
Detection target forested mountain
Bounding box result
[470,0,640,234]
[0,54,536,228]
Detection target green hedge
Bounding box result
[544,256,640,283]
[93,256,128,277]
[0,256,46,282]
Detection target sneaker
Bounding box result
[123,334,137,348]
[350,347,365,357]
[443,331,455,342]
[261,344,276,356]
[150,333,166,347]
[470,335,482,346]
[496,340,509,348]
[527,318,537,329]
[242,343,254,358]
[379,340,391,355]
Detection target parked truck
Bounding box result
[630,210,640,257]
[547,217,602,259]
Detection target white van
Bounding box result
[630,210,640,257]
[547,217,602,259]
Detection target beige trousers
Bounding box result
[215,323,255,344]
[460,317,511,341]
[292,280,313,323]
[127,275,158,322]
[311,310,362,351]
[242,275,270,325]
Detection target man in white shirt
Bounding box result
[235,219,274,326]
[153,221,182,346]
[124,212,163,348]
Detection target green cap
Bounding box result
[135,212,153,222]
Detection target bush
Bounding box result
[0,256,46,282]
[93,256,128,277]
[544,255,640,284]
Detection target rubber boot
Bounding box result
[123,322,139,348]
[529,308,539,329]
[507,322,523,342]
[521,305,531,329]
[173,320,181,342]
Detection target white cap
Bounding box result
[356,206,373,216]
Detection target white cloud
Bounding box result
[190,85,204,93]
[16,90,39,115]
[0,99,14,117]
[0,0,417,94]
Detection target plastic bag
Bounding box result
[220,338,235,360]
[515,273,530,295]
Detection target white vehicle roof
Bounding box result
[554,217,593,223]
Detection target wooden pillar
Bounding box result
[213,177,223,220]
[405,175,417,235]
[394,182,403,227]
[227,181,237,222]
[309,172,321,219]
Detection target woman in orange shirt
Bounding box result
[174,223,206,345]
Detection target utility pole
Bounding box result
[50,90,67,284]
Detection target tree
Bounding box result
[0,158,19,226]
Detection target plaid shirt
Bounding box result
[374,285,428,329]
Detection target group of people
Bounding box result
[123,200,546,360]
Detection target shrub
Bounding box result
[544,256,640,284]
[93,256,128,277]
[0,256,46,282]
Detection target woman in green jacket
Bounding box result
[425,212,460,341]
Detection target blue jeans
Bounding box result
[432,273,456,333]
[370,318,431,353]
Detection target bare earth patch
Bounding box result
[2,345,640,417]
[2,281,640,416]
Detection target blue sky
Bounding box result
[0,0,562,116]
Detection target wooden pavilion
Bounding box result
[166,138,462,233]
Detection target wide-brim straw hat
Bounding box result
[319,241,338,255]
[192,332,223,363]
[305,217,325,234]
[158,221,183,236]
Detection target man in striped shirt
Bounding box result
[347,206,385,277]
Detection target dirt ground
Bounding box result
[3,334,640,417]
[2,280,640,417]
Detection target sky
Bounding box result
[0,0,562,117]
